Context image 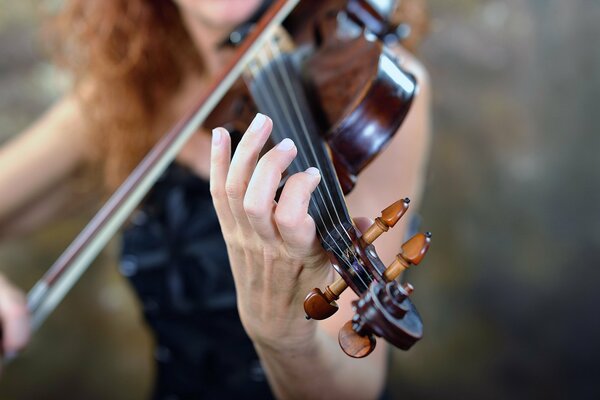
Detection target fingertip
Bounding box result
[211,127,230,146]
[264,114,273,129]
[276,138,295,151]
[211,128,222,146]
[305,168,321,187]
[248,113,273,134]
[305,167,320,177]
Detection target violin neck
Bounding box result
[248,52,354,245]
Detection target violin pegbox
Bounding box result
[303,198,411,320]
[338,231,431,358]
[302,197,432,358]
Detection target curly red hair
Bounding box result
[48,0,428,191]
[48,0,202,190]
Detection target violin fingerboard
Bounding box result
[249,53,375,292]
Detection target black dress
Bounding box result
[120,163,274,399]
[120,163,394,400]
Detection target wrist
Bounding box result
[251,322,320,357]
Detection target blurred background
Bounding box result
[1,0,599,399]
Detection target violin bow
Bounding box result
[25,0,299,334]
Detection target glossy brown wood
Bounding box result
[344,281,423,355]
[383,232,432,281]
[204,79,255,137]
[338,321,376,358]
[303,288,339,320]
[303,198,413,320]
[401,231,432,265]
[208,2,416,194]
[381,198,411,227]
[304,34,416,193]
[362,198,410,244]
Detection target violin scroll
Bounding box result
[339,280,422,358]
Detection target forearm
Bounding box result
[0,171,94,239]
[0,94,89,223]
[255,326,386,400]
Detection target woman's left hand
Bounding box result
[209,113,331,351]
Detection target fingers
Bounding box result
[275,167,322,251]
[224,113,273,235]
[0,278,30,354]
[211,113,320,256]
[210,127,235,231]
[244,138,297,240]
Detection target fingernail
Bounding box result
[212,128,222,145]
[305,167,320,176]
[249,113,267,132]
[277,138,295,151]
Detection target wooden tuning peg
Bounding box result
[383,232,432,281]
[303,278,348,320]
[338,320,376,358]
[303,198,411,320]
[362,198,410,245]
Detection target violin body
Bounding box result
[205,0,417,193]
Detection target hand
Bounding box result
[210,113,332,351]
[0,274,30,369]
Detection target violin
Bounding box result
[23,0,432,359]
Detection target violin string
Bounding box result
[245,50,338,261]
[265,41,368,277]
[260,41,370,289]
[251,48,354,269]
[246,48,350,265]
[266,41,355,246]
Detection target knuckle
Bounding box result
[243,197,268,219]
[255,155,277,177]
[275,208,300,229]
[225,179,245,200]
[286,173,311,192]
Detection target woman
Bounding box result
[0,0,431,398]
